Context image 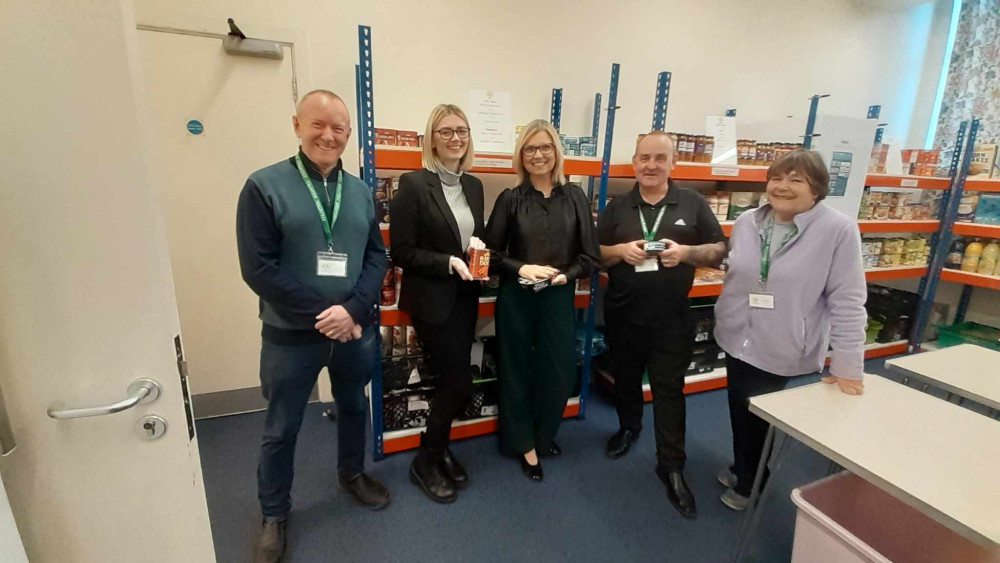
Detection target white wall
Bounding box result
[132,0,989,397]
[136,0,948,165]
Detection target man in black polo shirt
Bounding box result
[598,130,725,519]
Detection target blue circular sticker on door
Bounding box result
[186,119,204,135]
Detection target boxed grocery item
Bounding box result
[581,143,597,157]
[716,193,730,222]
[727,192,757,220]
[376,200,390,224]
[877,253,901,267]
[956,192,979,223]
[913,149,939,176]
[882,238,906,254]
[375,128,397,146]
[970,144,998,178]
[375,177,392,201]
[900,149,919,175]
[406,326,422,356]
[863,254,880,269]
[973,193,1000,225]
[391,326,406,357]
[861,240,883,256]
[868,143,889,173]
[396,130,419,147]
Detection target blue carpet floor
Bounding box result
[197,356,935,562]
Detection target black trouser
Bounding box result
[410,289,479,451]
[606,317,694,471]
[495,280,576,456]
[725,354,792,496]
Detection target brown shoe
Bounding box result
[251,517,287,563]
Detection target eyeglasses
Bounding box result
[434,127,470,140]
[521,143,555,157]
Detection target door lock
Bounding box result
[135,415,167,441]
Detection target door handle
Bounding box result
[47,378,161,420]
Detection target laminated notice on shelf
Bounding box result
[711,166,740,177]
[468,89,514,153]
[407,368,421,385]
[707,116,738,165]
[473,157,513,169]
[900,178,919,187]
[408,399,430,411]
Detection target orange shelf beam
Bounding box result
[965,178,1000,193]
[952,223,1000,238]
[864,266,927,281]
[864,174,950,190]
[857,220,939,234]
[689,282,723,298]
[374,147,601,176]
[941,269,1000,291]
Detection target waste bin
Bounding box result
[790,472,996,562]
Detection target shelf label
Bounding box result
[900,178,918,187]
[710,166,740,177]
[473,157,513,169]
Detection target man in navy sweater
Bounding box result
[237,89,388,563]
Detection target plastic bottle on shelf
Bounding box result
[978,240,999,276]
[960,239,983,273]
[944,239,965,270]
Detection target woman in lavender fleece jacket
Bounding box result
[713,150,867,511]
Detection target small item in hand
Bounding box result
[643,240,666,255]
[518,276,552,292]
[467,240,491,280]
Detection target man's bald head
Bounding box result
[296,89,348,116]
[293,89,352,175]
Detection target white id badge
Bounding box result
[749,293,775,309]
[317,251,348,277]
[635,258,659,273]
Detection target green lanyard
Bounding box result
[639,206,667,242]
[759,214,798,289]
[295,153,342,250]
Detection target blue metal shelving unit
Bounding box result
[801,94,829,149]
[355,25,388,459]
[587,92,602,200]
[550,88,563,131]
[651,71,671,131]
[910,119,980,348]
[579,63,621,420]
[357,24,617,457]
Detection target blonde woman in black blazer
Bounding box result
[389,104,485,503]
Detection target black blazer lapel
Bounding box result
[423,169,463,250]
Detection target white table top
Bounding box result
[885,344,1000,411]
[749,375,1000,549]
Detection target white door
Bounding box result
[0,0,216,561]
[136,29,300,401]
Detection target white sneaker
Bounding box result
[716,466,738,489]
[720,488,750,511]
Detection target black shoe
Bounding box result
[538,441,562,458]
[339,473,391,510]
[605,428,640,459]
[520,456,544,482]
[410,448,457,503]
[251,517,287,563]
[656,465,697,519]
[439,446,468,490]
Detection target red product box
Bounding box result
[396,130,419,147]
[375,128,397,146]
